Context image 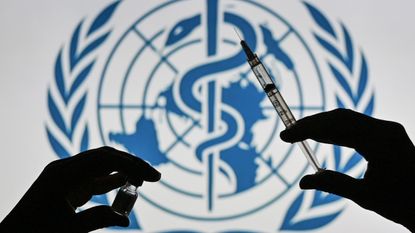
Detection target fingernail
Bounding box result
[299,175,315,189]
[280,130,293,142]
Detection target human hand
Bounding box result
[280,109,415,232]
[0,146,161,233]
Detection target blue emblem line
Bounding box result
[222,38,237,45]
[132,27,178,73]
[258,156,290,186]
[164,119,200,153]
[278,28,293,42]
[207,0,218,56]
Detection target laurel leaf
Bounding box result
[90,194,108,205]
[54,50,68,103]
[329,63,354,100]
[342,24,354,72]
[127,211,141,229]
[69,22,82,71]
[304,2,337,38]
[357,53,368,99]
[71,93,87,138]
[364,94,375,116]
[87,0,120,36]
[48,90,69,138]
[46,127,70,159]
[280,192,304,229]
[80,125,89,152]
[69,62,94,98]
[311,191,341,207]
[335,95,346,109]
[78,32,110,60]
[333,145,341,170]
[314,34,344,64]
[343,152,362,172]
[281,191,343,230]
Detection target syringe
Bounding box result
[239,39,322,172]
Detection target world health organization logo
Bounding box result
[46,0,375,232]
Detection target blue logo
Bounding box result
[46,1,375,232]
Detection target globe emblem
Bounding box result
[97,0,325,220]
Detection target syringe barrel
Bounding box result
[267,88,297,128]
[251,61,297,127]
[249,56,322,172]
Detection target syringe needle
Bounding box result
[233,27,242,41]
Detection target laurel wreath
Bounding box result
[279,2,376,231]
[45,0,146,230]
[46,1,119,158]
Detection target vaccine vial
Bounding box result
[112,182,138,216]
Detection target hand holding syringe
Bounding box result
[238,34,322,172]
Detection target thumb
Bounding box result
[300,170,363,202]
[74,205,129,232]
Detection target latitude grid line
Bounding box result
[132,26,178,73]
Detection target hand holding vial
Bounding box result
[0,146,161,233]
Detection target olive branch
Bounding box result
[45,1,145,230]
[280,2,375,231]
[46,1,119,158]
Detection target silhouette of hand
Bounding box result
[280,109,415,232]
[0,146,161,233]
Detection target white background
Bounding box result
[0,0,414,232]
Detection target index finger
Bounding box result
[65,146,161,186]
[280,108,407,161]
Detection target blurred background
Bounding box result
[0,0,414,232]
